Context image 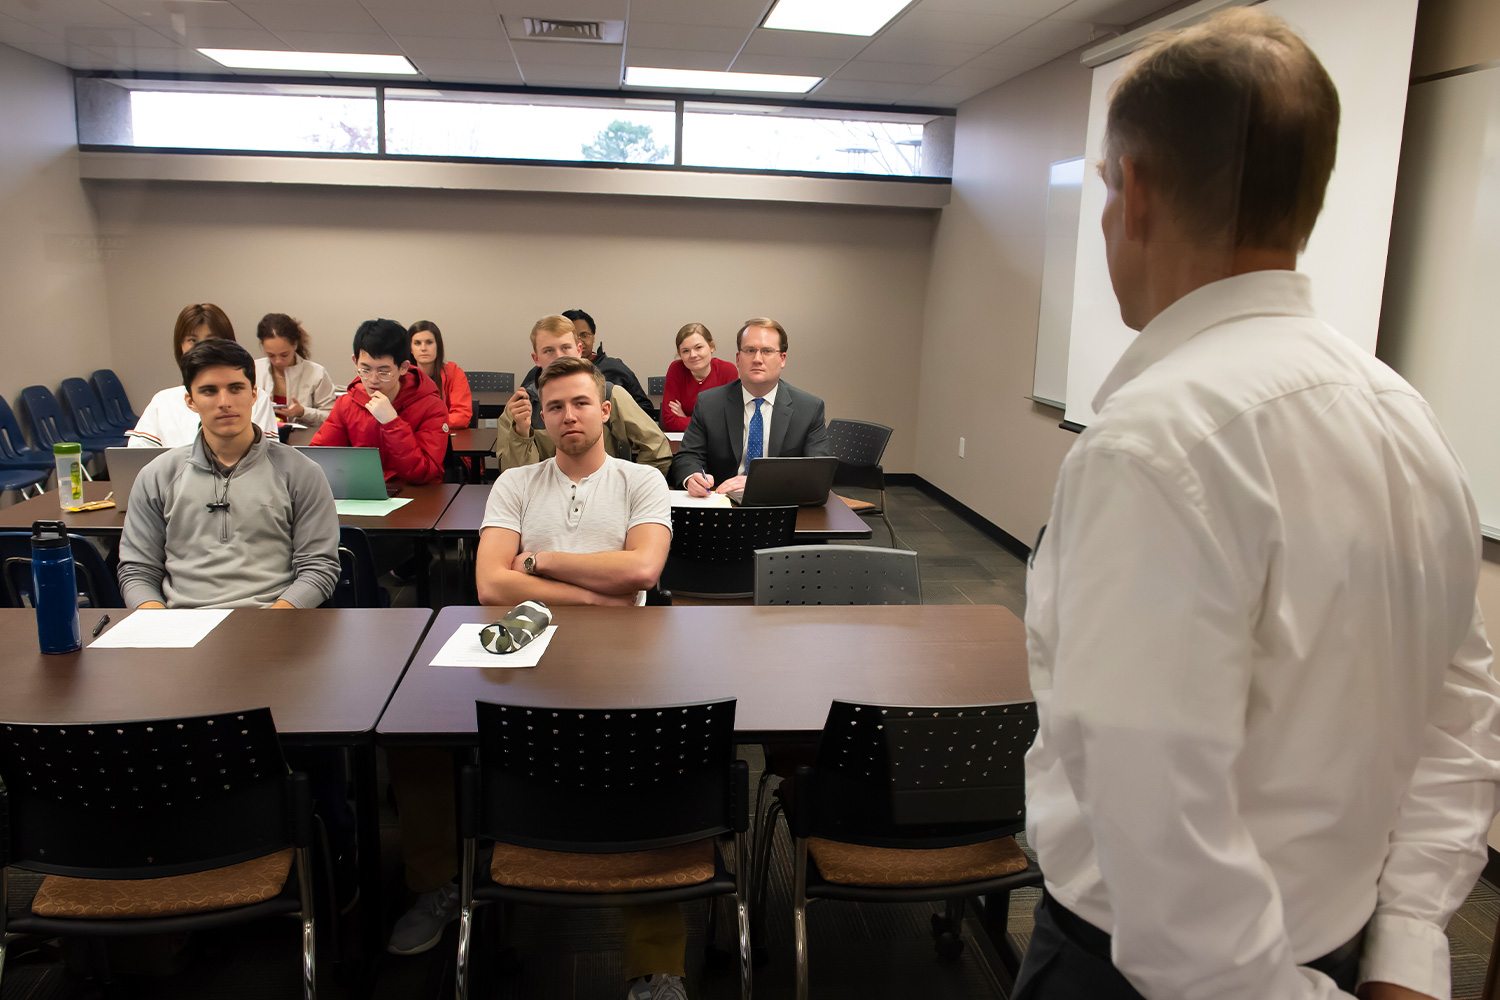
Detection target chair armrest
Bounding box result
[790,765,815,839]
[458,763,481,839]
[286,771,314,849]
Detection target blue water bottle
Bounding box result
[32,520,81,654]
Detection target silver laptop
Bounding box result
[732,456,839,507]
[294,446,393,500]
[104,446,169,512]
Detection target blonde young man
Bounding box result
[496,314,671,476]
[1019,10,1500,1000]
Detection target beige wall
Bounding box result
[1411,0,1500,78]
[87,180,934,470]
[912,54,1091,544]
[0,44,112,415]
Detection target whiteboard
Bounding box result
[1378,66,1500,536]
[1032,157,1084,408]
[1062,0,1420,426]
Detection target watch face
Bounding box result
[525,554,537,575]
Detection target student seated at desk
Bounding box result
[127,302,278,447]
[409,320,472,430]
[661,322,736,432]
[498,314,671,475]
[672,317,830,497]
[118,339,339,610]
[255,312,337,429]
[559,307,658,423]
[310,318,449,485]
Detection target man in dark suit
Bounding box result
[671,316,829,496]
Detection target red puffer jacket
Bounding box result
[310,369,450,484]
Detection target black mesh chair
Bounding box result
[782,701,1041,998]
[0,531,123,608]
[467,371,514,394]
[754,545,920,606]
[322,525,388,608]
[659,506,797,600]
[826,419,898,547]
[456,699,751,1000]
[0,709,318,998]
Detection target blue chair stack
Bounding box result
[0,395,55,496]
[90,369,138,430]
[58,379,130,447]
[20,385,108,461]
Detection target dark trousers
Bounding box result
[1013,891,1362,999]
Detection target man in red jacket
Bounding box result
[311,318,449,484]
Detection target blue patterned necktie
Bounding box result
[745,397,765,465]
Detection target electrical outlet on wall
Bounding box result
[958,437,965,458]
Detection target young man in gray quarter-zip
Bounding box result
[118,338,339,610]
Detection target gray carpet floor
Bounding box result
[2,485,1494,998]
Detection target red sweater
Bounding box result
[310,369,450,484]
[661,357,738,432]
[431,361,473,429]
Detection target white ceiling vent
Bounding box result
[511,18,625,44]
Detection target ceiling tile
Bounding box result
[59,23,178,47]
[1050,0,1174,26]
[271,30,404,53]
[0,14,72,60]
[928,63,1018,93]
[103,0,260,29]
[393,34,511,59]
[522,63,620,86]
[623,20,745,51]
[367,8,502,37]
[808,78,920,103]
[857,33,985,67]
[623,0,765,30]
[361,0,492,10]
[0,0,135,28]
[897,82,970,106]
[881,7,1035,47]
[919,0,1072,16]
[115,45,226,70]
[168,25,292,47]
[489,0,627,20]
[993,15,1101,51]
[411,56,523,82]
[959,44,1053,77]
[833,59,945,85]
[728,52,843,77]
[509,37,618,67]
[739,27,865,60]
[622,46,732,72]
[233,3,384,34]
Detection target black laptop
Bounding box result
[730,456,839,507]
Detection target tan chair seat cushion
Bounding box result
[807,835,1028,888]
[31,848,295,919]
[490,839,714,893]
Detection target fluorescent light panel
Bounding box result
[625,67,819,93]
[199,49,419,74]
[762,0,910,37]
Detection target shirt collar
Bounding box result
[742,382,779,409]
[1092,270,1316,413]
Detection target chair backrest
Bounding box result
[754,545,920,605]
[794,700,1038,850]
[323,525,386,608]
[647,375,666,396]
[20,385,79,450]
[663,505,798,597]
[91,369,139,427]
[60,378,113,438]
[0,707,298,878]
[0,531,124,609]
[467,371,514,394]
[826,419,893,468]
[0,395,39,462]
[470,698,743,853]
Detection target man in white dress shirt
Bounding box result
[1019,10,1500,1000]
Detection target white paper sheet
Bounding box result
[89,609,232,648]
[667,490,731,509]
[429,622,558,668]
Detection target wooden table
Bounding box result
[377,604,1030,745]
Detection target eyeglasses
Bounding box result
[355,365,399,382]
[738,347,783,358]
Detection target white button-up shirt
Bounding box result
[737,383,778,476]
[1024,270,1500,1000]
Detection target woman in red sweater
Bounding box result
[661,322,737,432]
[408,320,473,429]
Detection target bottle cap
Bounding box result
[52,442,81,456]
[31,519,69,548]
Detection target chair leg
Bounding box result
[456,837,477,1000]
[754,799,785,922]
[295,846,318,1000]
[793,837,811,1000]
[735,832,753,1000]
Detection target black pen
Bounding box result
[91,614,110,637]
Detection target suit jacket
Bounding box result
[670,379,830,487]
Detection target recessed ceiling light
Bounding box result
[624,67,819,94]
[763,0,911,36]
[198,49,419,74]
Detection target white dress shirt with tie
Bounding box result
[737,383,778,476]
[1024,270,1500,1000]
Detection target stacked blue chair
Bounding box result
[58,379,130,448]
[90,369,138,430]
[0,396,55,496]
[20,385,106,462]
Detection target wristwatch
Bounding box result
[524,552,539,576]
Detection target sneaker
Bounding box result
[626,974,688,1000]
[387,883,460,955]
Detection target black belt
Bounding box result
[1041,889,1366,982]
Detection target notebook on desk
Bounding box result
[104,447,168,512]
[730,456,838,507]
[295,446,396,500]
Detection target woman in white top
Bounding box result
[126,303,278,447]
[254,313,336,429]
